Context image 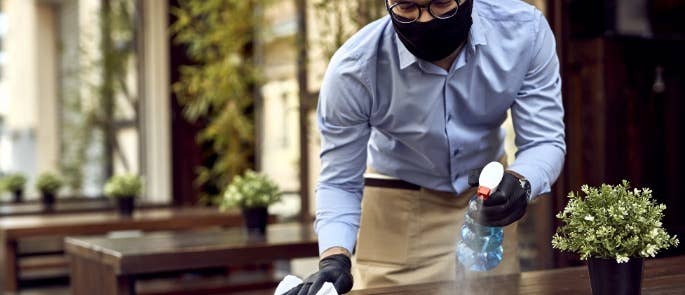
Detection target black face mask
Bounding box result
[389,0,474,62]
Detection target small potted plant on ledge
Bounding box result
[104,174,142,217]
[35,172,63,211]
[220,170,281,235]
[552,181,679,295]
[1,173,27,203]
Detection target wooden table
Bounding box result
[66,223,318,295]
[0,199,168,217]
[0,207,244,293]
[349,255,685,295]
[0,196,103,204]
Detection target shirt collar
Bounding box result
[396,1,487,70]
[396,34,418,70]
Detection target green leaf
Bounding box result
[35,172,64,194]
[220,169,281,209]
[104,174,143,198]
[171,0,272,204]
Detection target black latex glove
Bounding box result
[283,254,353,295]
[467,172,531,227]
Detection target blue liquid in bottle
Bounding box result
[456,199,503,271]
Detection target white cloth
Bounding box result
[275,275,339,295]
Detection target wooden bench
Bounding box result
[0,201,166,285]
[0,207,246,293]
[66,223,318,295]
[0,196,105,205]
[0,198,169,217]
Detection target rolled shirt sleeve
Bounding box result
[315,52,372,254]
[507,10,567,199]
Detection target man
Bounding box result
[285,0,565,294]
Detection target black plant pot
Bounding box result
[116,196,135,217]
[41,192,56,211]
[12,189,23,203]
[242,207,268,235]
[588,257,644,295]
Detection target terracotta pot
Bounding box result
[588,257,644,295]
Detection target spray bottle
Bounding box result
[456,161,505,271]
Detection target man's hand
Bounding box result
[283,254,353,295]
[468,171,531,227]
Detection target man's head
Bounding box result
[386,0,473,62]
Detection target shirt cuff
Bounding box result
[315,221,358,255]
[314,184,362,255]
[506,145,565,200]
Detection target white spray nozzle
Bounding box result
[477,162,504,200]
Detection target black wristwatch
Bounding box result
[520,178,532,200]
[506,170,532,200]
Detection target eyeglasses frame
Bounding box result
[385,0,461,24]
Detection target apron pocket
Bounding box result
[356,187,414,265]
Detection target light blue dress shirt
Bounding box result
[315,0,566,254]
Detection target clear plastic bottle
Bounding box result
[456,162,505,272]
[456,202,504,271]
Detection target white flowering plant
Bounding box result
[1,173,27,192]
[552,181,679,263]
[104,174,143,198]
[221,170,281,209]
[35,172,63,194]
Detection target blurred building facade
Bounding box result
[0,0,170,202]
[0,0,60,190]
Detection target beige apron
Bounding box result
[352,156,519,290]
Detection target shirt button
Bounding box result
[453,149,460,156]
[447,114,452,121]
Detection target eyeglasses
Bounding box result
[386,0,460,24]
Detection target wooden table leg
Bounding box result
[2,239,19,293]
[70,253,135,295]
[116,275,135,295]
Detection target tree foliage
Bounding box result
[313,0,385,60]
[171,0,268,204]
[60,0,138,193]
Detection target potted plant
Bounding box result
[104,174,142,217]
[552,181,679,295]
[35,172,63,211]
[1,173,27,203]
[220,170,281,235]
